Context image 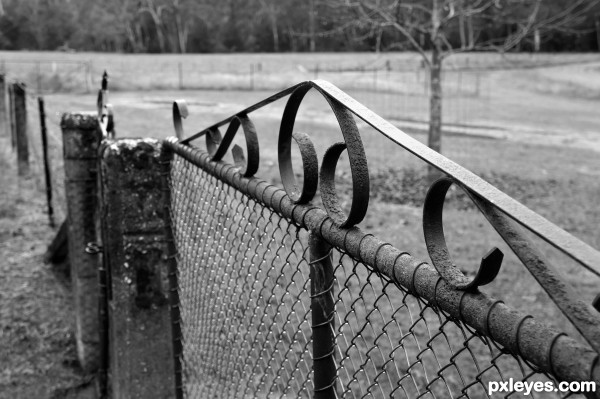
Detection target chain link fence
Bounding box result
[166,146,586,398]
[170,155,314,397]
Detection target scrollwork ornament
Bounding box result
[278,131,318,204]
[211,114,259,178]
[172,99,188,140]
[205,128,222,157]
[278,82,370,228]
[423,177,503,291]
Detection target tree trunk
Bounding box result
[143,1,167,53]
[533,29,540,52]
[595,14,600,51]
[466,14,474,48]
[308,0,316,52]
[175,14,187,53]
[428,0,443,181]
[270,13,279,52]
[458,0,466,49]
[428,48,442,154]
[375,28,383,53]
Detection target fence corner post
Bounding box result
[61,112,102,373]
[100,139,175,399]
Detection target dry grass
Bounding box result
[0,138,92,399]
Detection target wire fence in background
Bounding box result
[24,91,67,224]
[0,57,493,131]
[1,76,67,226]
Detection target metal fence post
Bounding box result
[100,139,175,399]
[38,97,54,227]
[61,112,102,372]
[309,232,337,398]
[13,82,29,176]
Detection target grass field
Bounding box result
[1,51,599,397]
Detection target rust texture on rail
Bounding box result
[174,80,600,351]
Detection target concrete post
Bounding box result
[61,112,102,372]
[100,139,175,399]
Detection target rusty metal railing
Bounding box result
[162,80,600,398]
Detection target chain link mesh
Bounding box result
[330,251,566,399]
[170,155,314,398]
[168,152,582,399]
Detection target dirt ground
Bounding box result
[0,139,93,399]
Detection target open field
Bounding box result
[3,50,600,141]
[1,51,599,397]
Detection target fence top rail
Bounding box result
[180,79,599,278]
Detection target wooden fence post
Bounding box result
[61,112,102,373]
[13,82,29,175]
[100,139,175,399]
[8,83,16,149]
[0,74,6,137]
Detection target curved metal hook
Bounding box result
[423,177,503,291]
[278,131,318,204]
[206,128,222,157]
[211,113,259,178]
[172,99,188,140]
[278,82,369,227]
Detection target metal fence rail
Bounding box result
[163,79,600,397]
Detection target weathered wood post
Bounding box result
[13,82,29,175]
[61,112,102,372]
[0,74,7,137]
[100,139,176,398]
[8,83,16,149]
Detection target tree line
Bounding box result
[0,0,598,54]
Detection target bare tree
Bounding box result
[257,0,282,51]
[138,0,169,52]
[328,0,599,164]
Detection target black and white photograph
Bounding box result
[1,1,599,398]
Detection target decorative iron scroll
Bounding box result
[97,71,115,138]
[171,79,600,361]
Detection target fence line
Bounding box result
[15,71,599,398]
[1,57,493,132]
[0,76,71,224]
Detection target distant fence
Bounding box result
[0,74,66,226]
[30,74,600,398]
[1,55,492,130]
